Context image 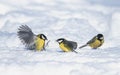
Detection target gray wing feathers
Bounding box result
[66,41,78,53]
[17,25,36,49]
[70,41,77,50]
[65,40,77,50]
[87,36,96,44]
[79,36,96,49]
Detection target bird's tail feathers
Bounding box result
[79,44,88,49]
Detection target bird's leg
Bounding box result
[72,50,78,53]
[43,47,46,51]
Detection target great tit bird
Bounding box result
[56,38,78,53]
[79,34,104,49]
[17,25,47,51]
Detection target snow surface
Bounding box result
[0,0,120,75]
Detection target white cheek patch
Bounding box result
[100,37,104,40]
[42,35,45,39]
[58,40,63,43]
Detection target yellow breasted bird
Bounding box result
[56,38,78,53]
[17,25,47,51]
[79,34,104,49]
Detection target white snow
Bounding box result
[0,0,120,75]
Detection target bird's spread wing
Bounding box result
[17,25,36,49]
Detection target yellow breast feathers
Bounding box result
[59,43,71,52]
[89,39,102,49]
[35,37,45,51]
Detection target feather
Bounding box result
[17,25,36,50]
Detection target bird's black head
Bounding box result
[56,38,65,44]
[38,34,47,40]
[97,34,104,41]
